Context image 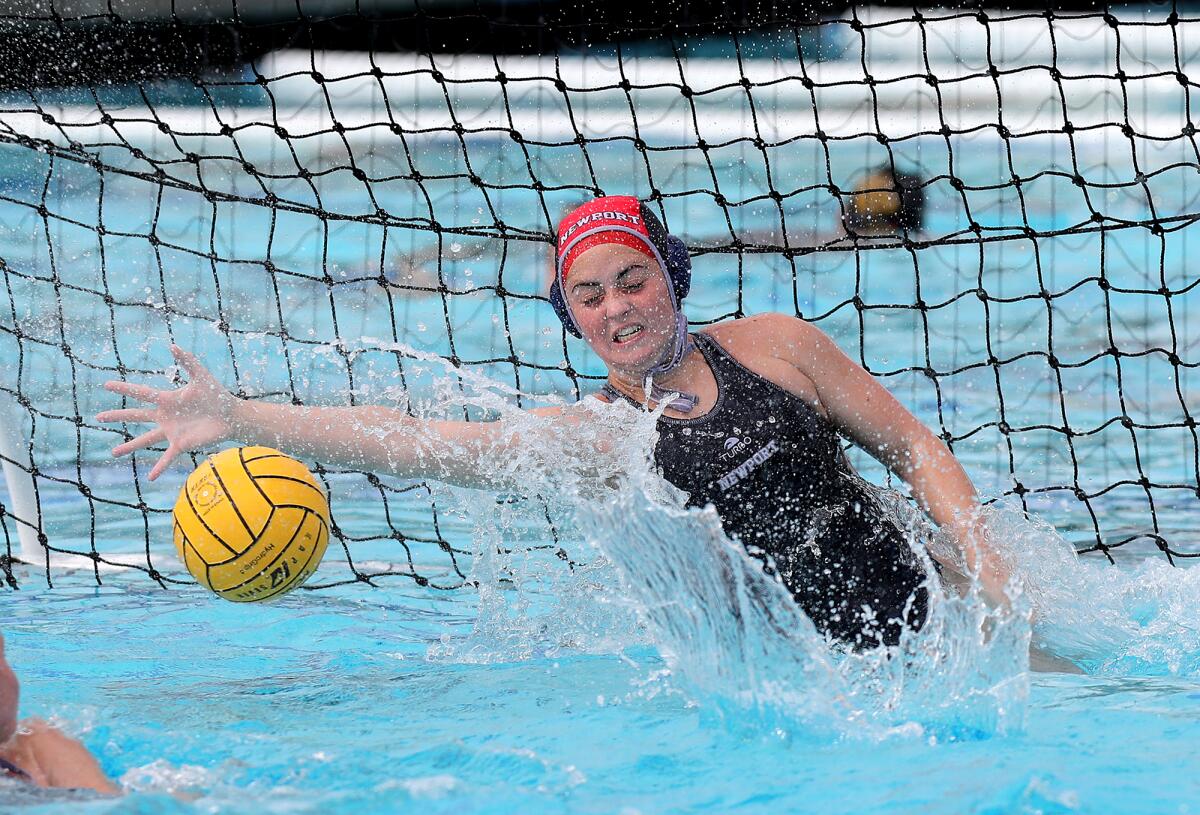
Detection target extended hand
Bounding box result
[96,345,236,480]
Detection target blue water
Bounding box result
[4,11,1200,812]
[5,566,1200,815]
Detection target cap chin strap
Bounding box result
[640,311,700,413]
[599,314,698,413]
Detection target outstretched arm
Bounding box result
[225,400,520,488]
[768,315,1010,603]
[97,345,560,490]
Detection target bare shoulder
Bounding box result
[702,313,825,363]
[15,718,118,794]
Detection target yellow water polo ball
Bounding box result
[173,446,330,602]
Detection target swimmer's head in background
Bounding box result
[844,167,925,237]
[550,195,691,338]
[0,634,18,743]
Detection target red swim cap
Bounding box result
[555,195,663,281]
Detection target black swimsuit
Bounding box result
[607,332,930,646]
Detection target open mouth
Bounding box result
[612,324,645,344]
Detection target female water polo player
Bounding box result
[97,195,1007,647]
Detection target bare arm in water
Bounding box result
[96,345,569,490]
[0,633,118,795]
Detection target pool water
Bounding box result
[4,10,1200,813]
[5,553,1200,815]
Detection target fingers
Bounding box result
[112,428,166,458]
[105,346,209,406]
[94,408,155,424]
[148,444,181,481]
[104,380,162,404]
[170,344,207,381]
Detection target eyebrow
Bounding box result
[570,263,650,295]
[615,263,650,281]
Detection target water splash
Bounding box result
[986,506,1200,677]
[424,396,650,663]
[572,436,1032,742]
[330,342,1195,739]
[398,369,1033,740]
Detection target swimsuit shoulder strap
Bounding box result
[692,330,753,389]
[693,330,743,366]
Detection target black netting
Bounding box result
[1,2,1198,593]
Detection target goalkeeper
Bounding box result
[98,195,1007,647]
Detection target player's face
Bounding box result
[0,634,18,743]
[564,243,677,376]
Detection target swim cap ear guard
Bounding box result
[664,234,692,300]
[547,273,579,337]
[549,201,692,338]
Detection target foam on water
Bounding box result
[120,759,220,796]
[998,509,1200,677]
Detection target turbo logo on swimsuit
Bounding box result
[720,435,753,462]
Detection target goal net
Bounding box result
[2,3,1198,591]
